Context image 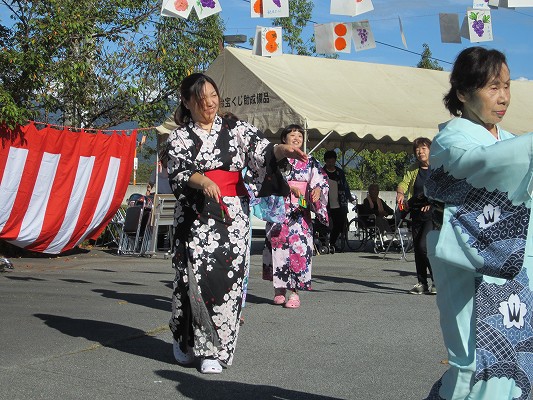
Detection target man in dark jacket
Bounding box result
[323,150,355,251]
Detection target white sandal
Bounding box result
[201,358,223,374]
[173,340,194,365]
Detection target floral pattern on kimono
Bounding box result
[424,117,533,400]
[167,116,284,366]
[262,157,329,291]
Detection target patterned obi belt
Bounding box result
[204,169,248,197]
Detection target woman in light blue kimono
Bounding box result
[425,47,533,399]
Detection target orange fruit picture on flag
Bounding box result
[253,0,262,14]
[334,23,348,51]
[265,29,278,53]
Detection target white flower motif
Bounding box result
[499,293,527,329]
[476,203,501,229]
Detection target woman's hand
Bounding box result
[290,185,302,198]
[274,144,308,163]
[188,172,220,201]
[201,178,221,201]
[310,187,321,203]
[396,192,405,206]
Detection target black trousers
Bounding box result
[411,216,433,285]
[328,207,347,247]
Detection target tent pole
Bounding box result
[304,119,308,153]
[308,130,333,155]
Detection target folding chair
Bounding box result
[382,207,413,261]
[117,194,152,256]
[142,194,176,257]
[99,207,125,247]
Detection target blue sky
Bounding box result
[221,0,533,80]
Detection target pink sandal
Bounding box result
[284,293,300,309]
[273,288,286,305]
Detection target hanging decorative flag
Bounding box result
[161,0,222,20]
[473,0,490,9]
[330,0,374,16]
[467,8,493,42]
[161,0,193,19]
[252,26,283,57]
[251,0,263,17]
[398,16,408,49]
[352,20,376,51]
[313,23,353,54]
[0,123,136,254]
[460,15,470,39]
[508,0,533,6]
[333,23,352,53]
[314,23,335,54]
[262,0,289,18]
[439,13,461,43]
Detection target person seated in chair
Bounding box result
[360,184,394,238]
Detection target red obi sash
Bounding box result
[204,169,248,197]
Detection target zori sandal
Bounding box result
[173,340,194,365]
[273,288,286,305]
[201,358,223,374]
[284,293,300,309]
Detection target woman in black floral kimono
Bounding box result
[167,73,306,374]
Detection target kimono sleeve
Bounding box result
[308,157,329,225]
[427,123,533,278]
[239,122,290,198]
[166,128,201,199]
[431,130,533,206]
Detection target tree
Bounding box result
[416,43,443,71]
[272,0,313,55]
[354,149,410,191]
[311,147,408,191]
[0,0,225,130]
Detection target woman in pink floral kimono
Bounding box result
[262,124,329,309]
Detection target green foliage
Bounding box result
[130,161,154,184]
[355,149,410,190]
[319,149,410,191]
[416,43,443,71]
[0,0,224,130]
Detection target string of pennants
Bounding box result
[160,0,533,57]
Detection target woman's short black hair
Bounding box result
[412,137,432,154]
[280,124,304,144]
[174,73,220,125]
[443,47,508,117]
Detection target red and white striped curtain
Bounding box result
[0,123,137,254]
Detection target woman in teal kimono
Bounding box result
[425,47,533,399]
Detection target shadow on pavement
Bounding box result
[313,274,406,294]
[5,276,46,281]
[241,292,271,305]
[383,268,417,278]
[34,314,173,363]
[155,369,345,400]
[93,289,171,312]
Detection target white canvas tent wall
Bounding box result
[157,47,533,154]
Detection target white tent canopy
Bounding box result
[158,47,533,153]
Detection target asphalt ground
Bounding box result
[0,239,447,400]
